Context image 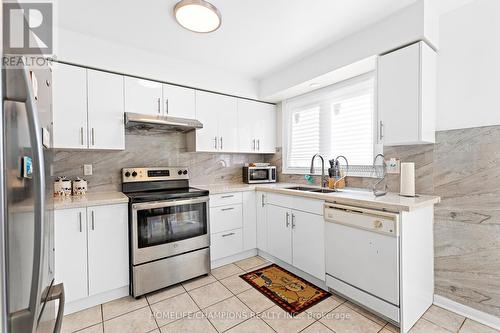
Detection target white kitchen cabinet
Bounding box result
[263,194,325,280]
[291,210,325,280]
[256,192,268,252]
[87,70,125,150]
[210,204,243,234]
[87,204,129,296]
[187,91,238,152]
[237,100,276,154]
[242,191,257,251]
[162,84,196,119]
[52,64,125,150]
[52,63,88,149]
[54,204,128,305]
[124,77,162,116]
[266,204,293,264]
[54,208,88,303]
[378,41,437,145]
[210,229,243,261]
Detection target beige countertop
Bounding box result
[9,191,129,213]
[53,191,129,210]
[196,182,440,212]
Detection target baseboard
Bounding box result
[211,249,258,268]
[64,286,129,315]
[433,295,500,330]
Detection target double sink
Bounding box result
[285,186,337,194]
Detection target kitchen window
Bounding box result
[282,72,378,175]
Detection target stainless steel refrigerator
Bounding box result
[1,61,65,333]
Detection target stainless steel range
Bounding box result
[122,167,210,297]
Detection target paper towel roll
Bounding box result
[400,162,415,197]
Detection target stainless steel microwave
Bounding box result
[243,166,277,184]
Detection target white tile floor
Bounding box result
[61,256,500,333]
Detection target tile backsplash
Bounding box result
[53,129,265,192]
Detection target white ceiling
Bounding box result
[57,0,422,80]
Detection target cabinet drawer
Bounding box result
[210,204,243,234]
[210,192,243,207]
[210,229,243,261]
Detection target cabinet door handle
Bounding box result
[257,139,260,150]
[285,212,290,228]
[214,136,218,149]
[157,97,161,114]
[78,212,82,232]
[91,210,95,230]
[379,121,384,140]
[219,137,223,150]
[80,127,84,146]
[253,139,256,150]
[91,128,95,146]
[221,207,234,211]
[222,232,235,237]
[261,194,265,207]
[291,214,296,229]
[221,195,234,198]
[165,99,169,114]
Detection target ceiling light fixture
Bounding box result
[174,0,222,33]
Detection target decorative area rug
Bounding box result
[240,264,330,315]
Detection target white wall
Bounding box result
[436,0,500,130]
[259,0,439,101]
[54,28,259,99]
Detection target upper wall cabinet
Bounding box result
[378,41,437,146]
[52,63,125,150]
[87,70,125,150]
[238,99,276,154]
[187,91,238,152]
[52,63,88,149]
[162,84,196,119]
[124,77,162,116]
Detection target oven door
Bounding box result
[131,196,210,265]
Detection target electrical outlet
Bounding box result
[386,158,400,174]
[83,164,93,176]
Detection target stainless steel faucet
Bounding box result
[310,154,328,188]
[372,153,388,197]
[333,155,349,190]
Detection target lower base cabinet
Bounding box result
[291,210,325,280]
[211,229,243,261]
[55,203,128,303]
[266,200,325,281]
[54,207,88,303]
[266,205,292,264]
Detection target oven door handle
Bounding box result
[132,196,210,211]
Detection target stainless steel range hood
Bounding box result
[125,112,203,133]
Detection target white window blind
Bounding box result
[283,73,376,175]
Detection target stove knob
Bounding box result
[178,170,183,175]
[183,170,188,175]
[132,171,138,177]
[124,171,131,177]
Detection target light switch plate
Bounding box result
[83,164,93,176]
[386,158,400,174]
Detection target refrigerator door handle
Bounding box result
[44,283,65,333]
[5,65,46,330]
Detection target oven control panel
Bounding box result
[122,167,189,183]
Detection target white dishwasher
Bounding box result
[324,203,400,321]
